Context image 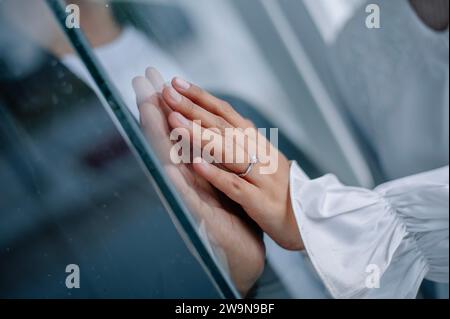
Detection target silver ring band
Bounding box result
[238,155,258,177]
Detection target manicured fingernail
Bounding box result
[146,67,169,94]
[168,87,182,103]
[132,76,155,105]
[174,112,190,126]
[174,77,190,90]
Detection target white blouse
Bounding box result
[290,162,449,298]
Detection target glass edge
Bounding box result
[45,0,240,299]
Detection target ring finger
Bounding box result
[168,111,264,185]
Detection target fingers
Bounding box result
[168,111,267,185]
[144,67,172,117]
[138,103,176,165]
[134,69,268,184]
[163,86,233,133]
[133,73,174,165]
[168,111,254,175]
[193,158,261,212]
[133,74,169,117]
[132,76,157,106]
[133,76,170,131]
[145,67,166,93]
[171,77,251,129]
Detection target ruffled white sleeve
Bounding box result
[290,162,449,299]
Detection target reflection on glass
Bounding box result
[0,0,221,298]
[62,0,267,298]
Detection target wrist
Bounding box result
[285,191,305,251]
[285,161,305,251]
[272,162,304,251]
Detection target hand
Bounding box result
[161,77,304,251]
[132,68,265,296]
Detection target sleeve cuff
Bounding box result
[288,161,421,298]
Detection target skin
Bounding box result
[161,79,303,252]
[133,69,265,297]
[9,0,445,295]
[87,0,448,296]
[150,1,450,292]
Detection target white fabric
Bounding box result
[57,10,448,297]
[286,0,450,299]
[290,161,449,298]
[61,27,184,120]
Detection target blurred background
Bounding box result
[0,0,447,298]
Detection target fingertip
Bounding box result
[131,76,146,94]
[145,67,165,92]
[131,76,142,88]
[163,86,183,105]
[132,76,155,105]
[145,66,162,80]
[145,66,158,74]
[172,77,191,91]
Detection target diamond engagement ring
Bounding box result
[238,154,258,177]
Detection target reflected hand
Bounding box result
[133,68,265,296]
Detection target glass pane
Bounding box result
[65,0,354,297]
[50,0,242,297]
[0,0,222,298]
[33,0,448,300]
[56,0,344,299]
[56,0,305,298]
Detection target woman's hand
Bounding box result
[162,77,304,251]
[133,68,265,296]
